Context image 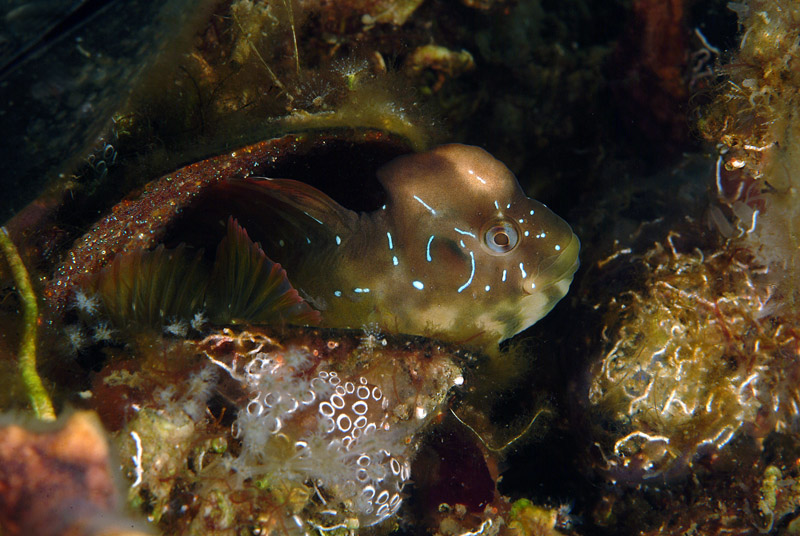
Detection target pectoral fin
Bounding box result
[87,244,208,328]
[207,217,321,325]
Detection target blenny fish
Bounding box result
[227,143,580,347]
[75,143,577,349]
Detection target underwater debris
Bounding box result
[422,495,575,536]
[277,73,434,151]
[404,45,475,93]
[229,0,286,68]
[109,0,439,172]
[0,411,150,536]
[588,431,800,535]
[310,0,426,27]
[508,499,573,536]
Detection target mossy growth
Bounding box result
[588,232,800,480]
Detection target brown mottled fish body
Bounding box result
[244,144,580,348]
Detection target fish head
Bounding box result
[378,144,580,343]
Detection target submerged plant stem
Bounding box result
[0,227,55,420]
[282,0,301,75]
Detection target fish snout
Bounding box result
[526,232,580,294]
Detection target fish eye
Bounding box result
[483,220,519,254]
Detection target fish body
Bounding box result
[240,144,580,347]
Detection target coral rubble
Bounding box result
[0,411,150,536]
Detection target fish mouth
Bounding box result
[530,232,580,292]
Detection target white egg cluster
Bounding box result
[309,370,409,526]
[209,347,410,528]
[234,350,315,439]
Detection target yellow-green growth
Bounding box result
[508,499,562,536]
[0,227,54,420]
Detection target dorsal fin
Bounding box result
[218,177,360,260]
[240,178,359,234]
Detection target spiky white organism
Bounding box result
[190,311,207,332]
[333,56,369,79]
[163,318,189,338]
[91,321,114,343]
[155,385,179,409]
[283,346,315,372]
[181,366,218,421]
[72,289,100,316]
[153,366,218,423]
[359,323,387,357]
[297,79,335,109]
[64,324,87,354]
